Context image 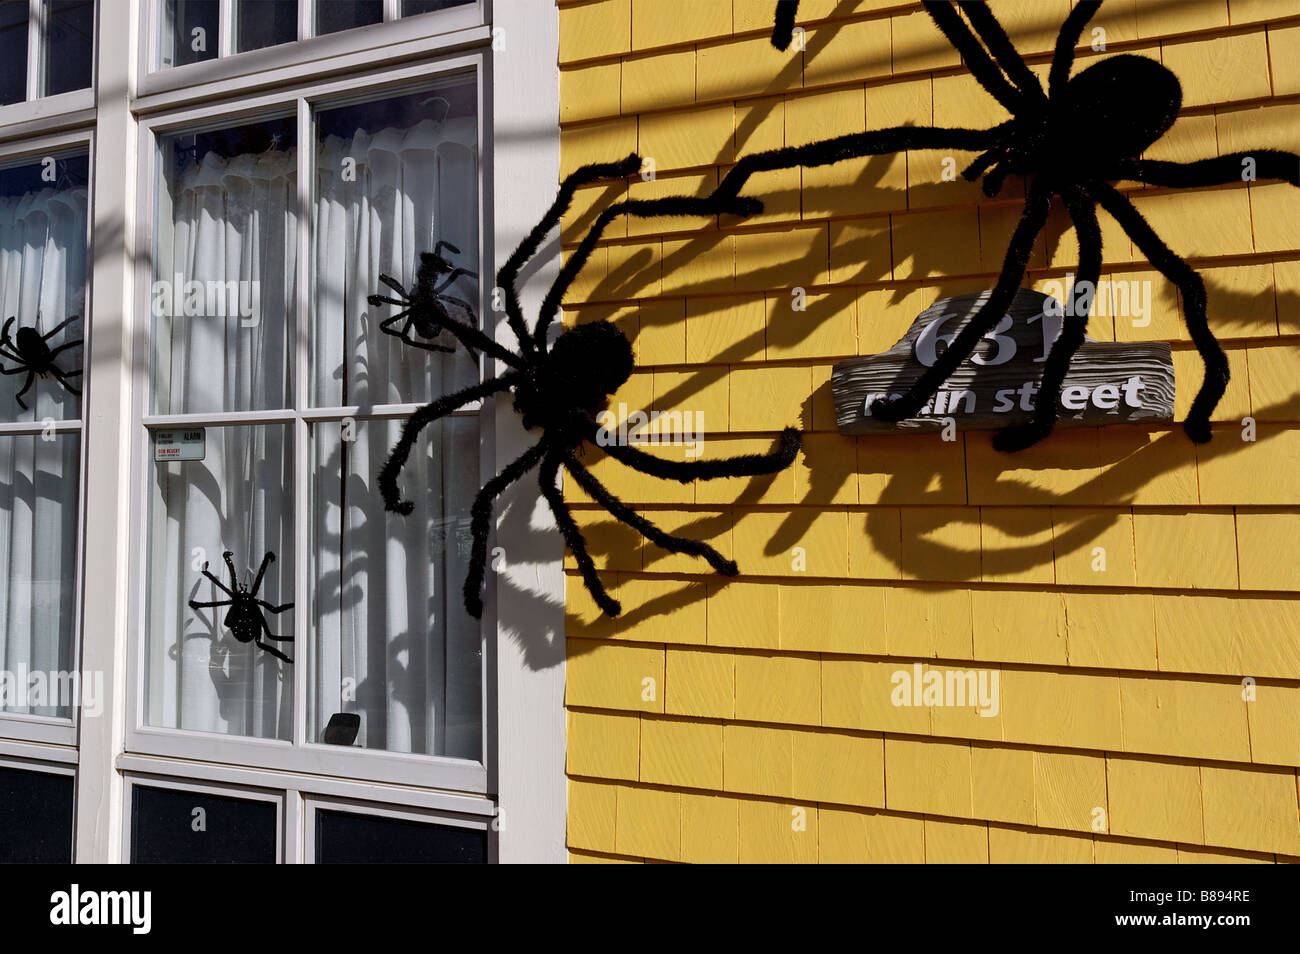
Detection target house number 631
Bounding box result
[914,311,1062,367]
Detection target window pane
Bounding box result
[132,786,277,863]
[44,0,94,94]
[315,809,485,863]
[403,0,475,14]
[312,81,479,408]
[146,424,294,741]
[153,118,297,415]
[310,416,480,759]
[0,153,88,424]
[0,768,73,862]
[0,434,79,719]
[161,0,219,69]
[236,0,297,53]
[316,0,382,36]
[0,1,28,105]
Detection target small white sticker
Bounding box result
[154,427,206,462]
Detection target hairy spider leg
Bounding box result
[380,374,520,514]
[432,267,478,293]
[591,423,803,483]
[1092,181,1224,443]
[564,451,738,576]
[200,564,236,597]
[13,371,35,409]
[770,0,798,50]
[1049,1,1101,97]
[378,312,456,354]
[992,190,1103,452]
[40,315,81,341]
[257,600,294,613]
[463,439,550,619]
[1116,152,1300,189]
[433,239,461,260]
[250,550,275,595]
[254,635,293,664]
[222,551,241,589]
[536,449,620,617]
[957,1,1046,102]
[920,1,1027,112]
[0,363,28,375]
[872,182,1054,423]
[497,153,642,357]
[50,367,82,396]
[188,599,233,609]
[710,125,999,204]
[371,277,520,365]
[535,193,768,349]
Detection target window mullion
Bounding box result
[218,0,234,57]
[299,0,313,41]
[26,0,41,100]
[292,95,312,750]
[384,0,400,23]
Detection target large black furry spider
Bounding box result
[0,314,83,410]
[188,550,295,664]
[752,0,1300,450]
[367,240,480,358]
[379,155,802,618]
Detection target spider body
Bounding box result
[367,240,480,357]
[0,315,83,410]
[188,550,295,664]
[747,0,1299,450]
[378,155,801,618]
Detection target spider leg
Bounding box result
[256,599,294,613]
[188,599,233,609]
[418,308,512,365]
[1049,0,1101,97]
[591,423,802,483]
[0,362,28,375]
[254,638,293,664]
[564,451,738,576]
[258,616,293,640]
[201,566,235,596]
[14,371,35,410]
[434,240,461,259]
[1115,152,1300,189]
[376,273,410,298]
[537,450,621,617]
[1092,181,1225,443]
[388,321,456,354]
[40,315,80,341]
[873,182,1054,423]
[433,268,478,293]
[921,1,1026,112]
[959,1,1045,101]
[536,191,784,349]
[370,295,411,310]
[993,192,1103,452]
[222,551,241,589]
[380,374,520,514]
[497,154,643,358]
[250,550,275,594]
[463,440,550,619]
[50,367,81,396]
[770,0,799,50]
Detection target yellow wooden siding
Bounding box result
[558,0,1300,862]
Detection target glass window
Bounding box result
[0,1,29,106]
[0,152,88,723]
[44,1,95,95]
[161,0,219,68]
[151,116,297,416]
[131,785,278,862]
[236,0,297,53]
[0,767,74,862]
[316,0,382,36]
[315,809,485,863]
[403,0,474,14]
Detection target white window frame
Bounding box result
[125,52,492,793]
[137,0,488,108]
[73,0,564,864]
[0,128,95,750]
[0,0,98,135]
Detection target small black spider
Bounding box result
[367,240,480,358]
[743,0,1300,450]
[0,314,83,410]
[378,155,802,618]
[188,550,295,664]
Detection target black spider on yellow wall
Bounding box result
[750,0,1299,450]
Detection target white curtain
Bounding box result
[313,116,482,759]
[148,148,297,740]
[0,183,86,718]
[149,115,484,758]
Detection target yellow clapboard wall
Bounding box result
[557,0,1300,863]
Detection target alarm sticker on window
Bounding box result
[153,427,206,462]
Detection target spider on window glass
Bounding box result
[0,314,83,410]
[188,550,295,664]
[752,0,1299,450]
[378,155,802,617]
[368,239,481,357]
